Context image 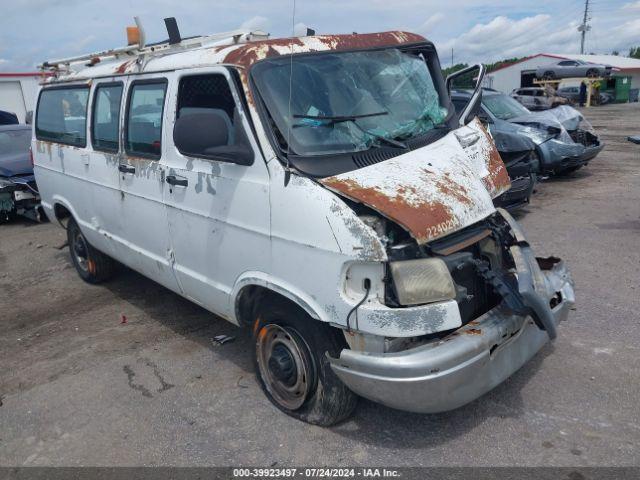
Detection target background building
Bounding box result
[0,73,42,123]
[485,54,640,102]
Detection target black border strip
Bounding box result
[90,81,124,154]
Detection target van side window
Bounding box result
[36,87,89,147]
[92,83,123,152]
[177,74,236,145]
[125,81,167,159]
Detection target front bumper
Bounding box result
[538,139,604,173]
[0,176,41,221]
[494,174,536,210]
[328,214,575,414]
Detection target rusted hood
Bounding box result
[320,119,510,245]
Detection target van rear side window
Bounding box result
[36,87,89,147]
[125,81,167,159]
[92,83,123,152]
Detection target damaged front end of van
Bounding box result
[245,33,575,414]
[318,121,574,413]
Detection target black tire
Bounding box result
[586,69,598,78]
[544,71,555,80]
[67,217,116,284]
[0,210,16,224]
[253,298,357,426]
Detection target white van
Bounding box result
[33,26,575,425]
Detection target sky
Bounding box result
[0,0,638,72]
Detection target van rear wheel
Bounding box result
[253,299,357,426]
[67,217,116,284]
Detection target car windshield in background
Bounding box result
[0,129,31,155]
[252,48,449,156]
[483,94,531,120]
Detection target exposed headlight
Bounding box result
[390,258,456,306]
[577,118,596,135]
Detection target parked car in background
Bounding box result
[33,24,575,425]
[535,59,613,80]
[0,124,41,222]
[465,89,603,175]
[511,87,571,111]
[0,109,20,125]
[452,90,538,210]
[557,86,613,105]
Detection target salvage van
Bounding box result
[33,21,575,425]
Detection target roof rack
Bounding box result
[39,16,269,71]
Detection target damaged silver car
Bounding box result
[33,23,575,425]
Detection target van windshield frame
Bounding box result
[249,43,455,177]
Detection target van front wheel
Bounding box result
[253,300,357,426]
[67,217,116,284]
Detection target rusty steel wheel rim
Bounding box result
[256,324,315,411]
[72,229,90,272]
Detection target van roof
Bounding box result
[43,31,427,84]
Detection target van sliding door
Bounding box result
[116,73,183,294]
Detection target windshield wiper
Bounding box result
[293,111,389,124]
[292,110,407,149]
[363,131,408,149]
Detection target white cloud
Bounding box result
[622,1,640,9]
[239,15,271,32]
[419,13,445,35]
[439,14,589,64]
[293,22,309,37]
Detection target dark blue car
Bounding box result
[0,124,41,222]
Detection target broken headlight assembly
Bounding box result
[389,258,457,306]
[0,177,17,193]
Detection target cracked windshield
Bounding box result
[253,48,449,156]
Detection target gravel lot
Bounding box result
[1,102,638,467]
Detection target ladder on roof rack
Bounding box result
[39,17,268,70]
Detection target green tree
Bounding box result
[630,47,640,59]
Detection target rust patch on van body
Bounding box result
[320,122,507,245]
[221,31,425,70]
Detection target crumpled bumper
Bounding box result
[328,212,575,414]
[494,173,536,210]
[538,139,604,172]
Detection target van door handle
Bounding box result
[166,175,188,187]
[118,164,135,174]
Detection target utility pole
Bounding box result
[578,0,591,54]
[451,48,454,67]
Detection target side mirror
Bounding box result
[173,110,253,166]
[446,64,486,126]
